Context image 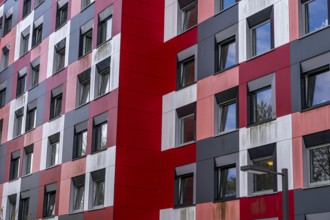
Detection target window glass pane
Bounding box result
[20,198,29,220]
[98,69,110,96]
[180,58,195,88]
[219,166,236,199]
[17,75,26,97]
[79,79,90,105]
[73,185,84,210]
[46,191,56,217]
[0,89,6,108]
[16,115,23,136]
[178,175,193,206]
[180,114,195,144]
[253,21,271,56]
[50,142,58,166]
[307,70,330,107]
[54,95,62,117]
[75,130,87,158]
[182,2,197,31]
[305,0,328,34]
[10,157,19,180]
[25,152,32,175]
[93,180,105,207]
[220,40,236,70]
[253,157,274,192]
[219,101,236,132]
[252,87,272,123]
[31,65,39,88]
[106,18,112,41]
[310,145,330,183]
[9,199,16,220]
[221,0,236,11]
[26,108,36,131]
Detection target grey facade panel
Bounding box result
[0,144,6,184]
[0,65,13,104]
[196,130,239,161]
[3,0,19,30]
[59,213,84,220]
[294,187,330,215]
[64,104,90,129]
[197,36,215,80]
[62,126,74,163]
[196,159,214,203]
[290,63,301,112]
[28,81,46,126]
[21,173,40,192]
[34,0,52,41]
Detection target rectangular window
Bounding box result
[16,73,27,97]
[91,169,105,208]
[25,101,37,131]
[80,20,93,57]
[50,86,63,120]
[303,0,328,34]
[93,122,107,153]
[30,63,39,88]
[3,15,12,36]
[178,56,195,89]
[77,69,90,106]
[23,0,32,18]
[9,151,20,181]
[0,88,6,108]
[97,6,112,46]
[217,165,236,200]
[56,2,68,29]
[2,46,9,70]
[253,156,275,192]
[19,195,30,220]
[252,20,272,57]
[32,22,43,47]
[14,108,24,137]
[217,37,237,71]
[218,99,237,133]
[177,103,196,146]
[95,58,110,97]
[71,175,85,212]
[73,121,87,159]
[179,1,197,33]
[309,144,330,184]
[20,29,30,57]
[47,133,59,167]
[53,39,66,73]
[43,184,56,218]
[0,120,3,144]
[217,0,236,12]
[23,145,33,176]
[81,0,91,10]
[249,86,273,125]
[7,194,17,220]
[177,174,194,207]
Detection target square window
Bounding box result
[179,1,197,33]
[303,0,328,34]
[32,23,43,47]
[252,156,275,193]
[217,37,237,72]
[30,64,39,88]
[7,194,17,220]
[23,145,33,176]
[23,0,32,18]
[73,127,87,159]
[217,165,236,200]
[177,174,194,207]
[53,39,66,73]
[0,88,6,108]
[77,70,90,106]
[56,3,68,29]
[14,108,24,137]
[308,144,330,184]
[25,102,37,131]
[92,122,107,153]
[50,87,63,120]
[91,169,105,208]
[81,0,91,10]
[218,99,237,133]
[47,133,60,167]
[97,6,112,46]
[9,151,20,181]
[3,15,12,36]
[16,73,27,97]
[71,175,85,212]
[43,185,56,218]
[19,196,30,220]
[252,20,272,57]
[249,86,273,125]
[178,56,195,89]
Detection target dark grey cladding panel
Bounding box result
[0,144,6,184]
[4,0,19,28]
[290,63,301,113]
[64,104,90,129]
[294,215,305,220]
[197,37,215,80]
[21,172,40,191]
[27,188,39,220]
[196,159,214,203]
[196,130,239,161]
[34,0,52,42]
[198,4,238,42]
[62,127,74,163]
[59,213,84,220]
[290,27,330,65]
[68,4,95,65]
[28,80,46,101]
[294,187,330,215]
[0,65,13,104]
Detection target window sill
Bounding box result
[20,51,30,59]
[214,64,238,76]
[16,92,26,99]
[72,154,86,161]
[22,173,32,178]
[46,164,60,170]
[75,101,89,110]
[70,209,84,215]
[53,66,66,75]
[174,204,195,209]
[55,21,68,32]
[299,25,330,40]
[214,128,238,137]
[246,48,275,62]
[88,205,105,212]
[248,190,277,198]
[25,126,36,134]
[31,42,42,50]
[28,83,39,91]
[247,118,276,128]
[177,140,196,148]
[303,182,330,190]
[78,50,92,60]
[49,114,62,123]
[90,147,107,155]
[96,38,112,49]
[93,91,111,101]
[80,1,94,13]
[214,2,238,16]
[8,177,20,182]
[214,196,238,203]
[301,101,330,113]
[177,24,197,37]
[176,81,196,92]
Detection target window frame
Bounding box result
[25,101,37,132]
[43,184,56,218]
[56,2,68,30]
[249,86,273,125]
[14,108,24,137]
[50,86,63,120]
[216,36,237,72]
[178,0,197,34]
[178,56,195,89]
[174,163,196,208]
[217,98,237,134]
[215,0,237,13]
[32,22,43,47]
[35,0,45,8]
[7,194,17,220]
[90,169,105,209]
[22,145,33,176]
[16,72,27,97]
[95,58,111,98]
[30,63,40,89]
[97,6,113,46]
[47,133,60,168]
[178,113,195,146]
[92,122,107,153]
[53,39,66,74]
[3,14,12,36]
[9,151,20,181]
[20,31,30,57]
[71,175,85,213]
[22,0,32,19]
[216,164,237,201]
[2,46,10,71]
[19,194,30,220]
[176,103,196,147]
[251,19,273,57]
[73,121,88,159]
[307,143,330,186]
[0,88,6,108]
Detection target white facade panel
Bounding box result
[160,207,196,220]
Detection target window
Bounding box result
[92,113,108,153]
[30,58,40,88]
[19,192,30,220]
[309,144,330,184]
[0,88,6,108]
[216,0,236,12]
[81,0,91,10]
[47,133,60,168]
[53,39,66,73]
[56,1,68,29]
[14,108,24,137]
[3,13,12,36]
[177,103,196,146]
[50,86,63,120]
[217,165,236,200]
[32,17,43,47]
[0,120,3,144]
[177,174,194,207]
[179,0,197,33]
[77,69,90,106]
[20,28,30,57]
[7,194,17,220]
[23,0,32,18]
[178,56,195,89]
[73,121,88,159]
[97,6,112,46]
[71,175,85,212]
[35,0,44,8]
[23,145,33,176]
[218,100,237,133]
[95,58,110,97]
[2,45,9,70]
[91,169,105,208]
[217,37,237,72]
[9,151,20,181]
[43,184,56,218]
[302,0,329,34]
[16,68,27,97]
[79,20,93,57]
[25,100,37,131]
[249,86,273,124]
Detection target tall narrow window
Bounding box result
[252,20,272,57]
[43,184,56,218]
[3,12,12,36]
[217,37,237,71]
[20,28,30,56]
[26,100,37,131]
[77,69,90,106]
[179,56,195,89]
[0,120,3,144]
[71,175,85,212]
[23,145,33,176]
[16,68,27,97]
[91,169,105,208]
[7,194,17,220]
[14,108,24,137]
[23,0,32,18]
[177,103,196,146]
[97,6,112,46]
[309,144,330,184]
[73,121,87,159]
[218,100,237,133]
[177,174,194,207]
[47,133,60,167]
[2,45,10,70]
[179,1,197,33]
[95,58,110,97]
[56,1,68,29]
[53,39,66,73]
[30,58,40,88]
[217,165,236,200]
[50,86,63,120]
[303,0,328,34]
[249,86,273,124]
[19,193,30,220]
[32,17,43,47]
[9,151,20,180]
[0,88,6,108]
[79,19,93,57]
[92,112,108,153]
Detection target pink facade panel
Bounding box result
[289,0,299,41]
[198,0,214,23]
[196,201,240,220]
[196,96,214,140]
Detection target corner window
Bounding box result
[0,88,6,108]
[249,86,273,124]
[9,151,20,181]
[71,175,85,212]
[179,0,197,33]
[302,0,328,34]
[23,145,33,176]
[91,169,105,208]
[95,58,110,97]
[217,37,237,72]
[32,17,43,47]
[56,1,68,29]
[25,100,37,131]
[53,39,66,73]
[7,194,17,220]
[177,103,196,146]
[23,0,32,18]
[77,69,90,106]
[97,6,112,46]
[73,121,87,159]
[19,193,30,220]
[79,20,93,57]
[43,184,56,218]
[14,108,24,137]
[2,45,9,70]
[81,0,91,10]
[217,165,236,200]
[92,113,108,153]
[47,133,60,168]
[50,86,63,120]
[16,69,27,97]
[30,58,40,88]
[178,56,195,89]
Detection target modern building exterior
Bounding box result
[0,0,329,219]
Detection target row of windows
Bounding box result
[6,168,105,219]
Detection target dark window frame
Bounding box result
[9,151,20,181]
[56,2,68,30]
[71,175,85,212]
[175,173,194,208]
[216,36,237,72]
[97,6,113,46]
[215,164,237,201]
[248,85,273,125]
[0,88,6,108]
[178,0,197,33]
[177,56,195,90]
[23,0,32,19]
[3,14,12,36]
[43,185,56,218]
[19,195,30,220]
[90,169,105,208]
[32,23,43,47]
[16,73,27,97]
[50,90,63,120]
